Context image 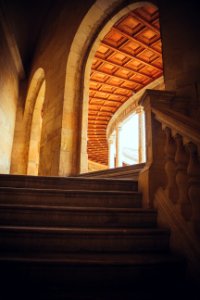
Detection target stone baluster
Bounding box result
[164,127,178,203]
[187,142,200,237]
[175,134,191,220]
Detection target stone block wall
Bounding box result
[23,0,95,176]
[2,0,200,176]
[0,22,18,174]
[159,0,200,118]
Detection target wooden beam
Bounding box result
[88,136,107,139]
[89,105,117,111]
[113,26,161,56]
[92,68,144,86]
[88,149,106,157]
[130,12,160,34]
[88,149,107,151]
[88,132,106,135]
[88,127,107,131]
[88,116,111,120]
[89,126,107,129]
[88,120,109,124]
[101,41,162,72]
[90,79,134,91]
[90,96,122,104]
[89,87,131,98]
[88,137,107,140]
[95,56,152,79]
[88,120,109,123]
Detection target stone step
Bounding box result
[0,253,186,300]
[0,204,157,228]
[77,163,145,180]
[0,226,170,253]
[0,187,141,208]
[0,174,137,191]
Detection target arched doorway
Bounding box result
[63,0,164,175]
[85,2,163,172]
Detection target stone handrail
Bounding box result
[77,163,145,180]
[152,107,200,145]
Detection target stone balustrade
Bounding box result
[139,89,200,239]
[163,129,200,237]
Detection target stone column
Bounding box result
[116,124,122,167]
[138,90,174,207]
[137,107,145,163]
[108,135,115,169]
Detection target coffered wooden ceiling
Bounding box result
[88,5,163,165]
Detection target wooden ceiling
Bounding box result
[88,5,163,165]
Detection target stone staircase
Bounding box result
[0,174,190,299]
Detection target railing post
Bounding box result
[138,90,174,208]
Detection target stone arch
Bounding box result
[27,79,46,175]
[62,0,158,176]
[24,68,46,175]
[24,68,45,118]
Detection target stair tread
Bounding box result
[0,186,138,194]
[0,203,156,213]
[0,173,138,182]
[0,174,187,298]
[0,252,183,265]
[0,225,169,235]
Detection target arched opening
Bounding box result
[27,80,46,175]
[63,0,164,176]
[23,68,46,175]
[85,2,164,172]
[108,110,146,169]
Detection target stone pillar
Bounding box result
[138,90,174,207]
[137,107,145,163]
[116,124,122,167]
[108,135,115,169]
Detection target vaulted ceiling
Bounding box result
[88,5,163,165]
